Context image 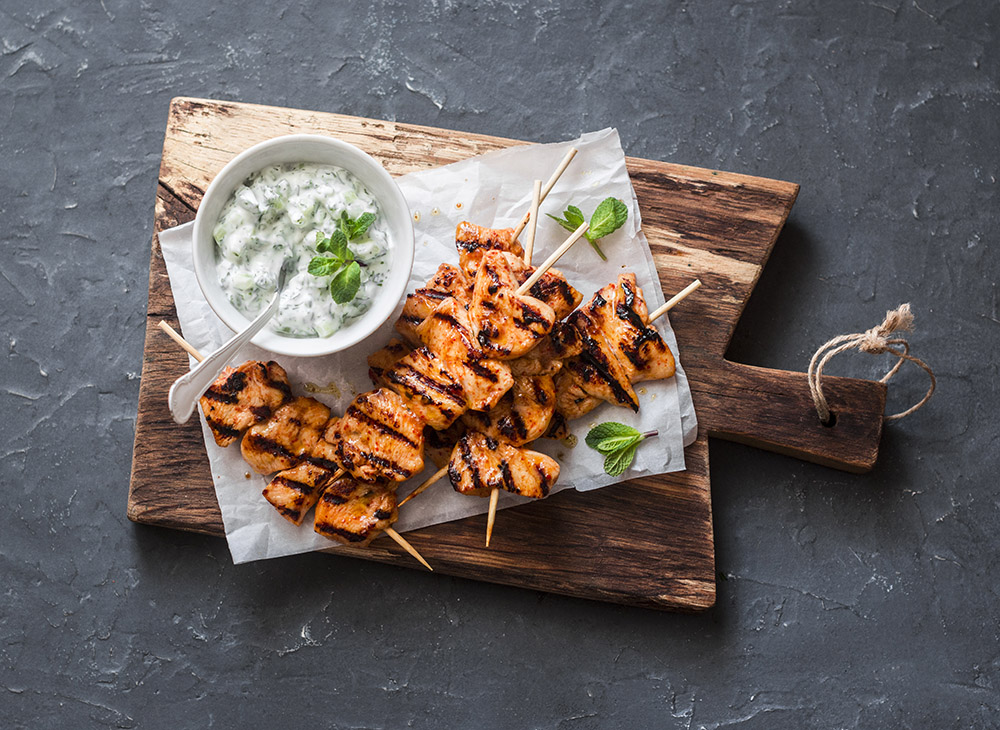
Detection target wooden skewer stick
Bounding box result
[398,465,449,507]
[522,179,542,266]
[511,147,578,240]
[483,179,551,547]
[384,527,433,571]
[648,279,702,324]
[159,321,205,362]
[157,322,432,571]
[515,221,589,295]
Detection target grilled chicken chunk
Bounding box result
[456,221,524,280]
[323,388,425,482]
[372,346,467,430]
[587,274,675,383]
[558,306,640,412]
[469,251,556,359]
[448,432,560,499]
[199,360,292,446]
[263,462,337,525]
[462,374,556,447]
[521,269,582,321]
[241,396,331,474]
[553,275,676,420]
[395,263,473,344]
[314,476,398,547]
[415,298,513,411]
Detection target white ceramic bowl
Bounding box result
[192,134,414,357]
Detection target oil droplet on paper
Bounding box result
[413,211,421,222]
[455,201,463,209]
[431,207,440,216]
[562,434,578,448]
[304,382,341,397]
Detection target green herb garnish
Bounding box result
[309,210,376,304]
[548,197,628,261]
[585,422,657,476]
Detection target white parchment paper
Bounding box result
[158,128,698,563]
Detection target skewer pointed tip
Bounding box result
[384,527,433,571]
[485,487,499,547]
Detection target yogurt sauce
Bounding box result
[213,162,392,338]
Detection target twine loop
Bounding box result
[807,303,935,424]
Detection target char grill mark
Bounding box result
[205,418,240,440]
[243,434,294,460]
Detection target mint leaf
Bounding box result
[593,434,641,454]
[546,204,586,234]
[308,256,341,277]
[585,422,640,449]
[587,197,628,241]
[338,210,353,237]
[604,443,638,477]
[328,229,350,260]
[329,261,361,303]
[351,212,376,239]
[564,205,585,228]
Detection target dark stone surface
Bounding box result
[1,0,996,727]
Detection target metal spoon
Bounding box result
[168,267,288,424]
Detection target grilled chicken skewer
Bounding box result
[157,322,432,570]
[390,191,589,543]
[554,277,702,422]
[396,277,702,540]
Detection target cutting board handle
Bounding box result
[695,361,887,473]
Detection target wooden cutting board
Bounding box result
[128,98,887,611]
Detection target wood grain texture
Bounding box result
[128,97,887,611]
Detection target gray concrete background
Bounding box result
[1,1,997,727]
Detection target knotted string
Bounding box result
[807,303,936,424]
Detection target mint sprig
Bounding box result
[547,197,628,261]
[308,209,376,304]
[585,422,657,477]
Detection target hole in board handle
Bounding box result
[820,411,837,428]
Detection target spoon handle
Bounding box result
[167,293,282,425]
